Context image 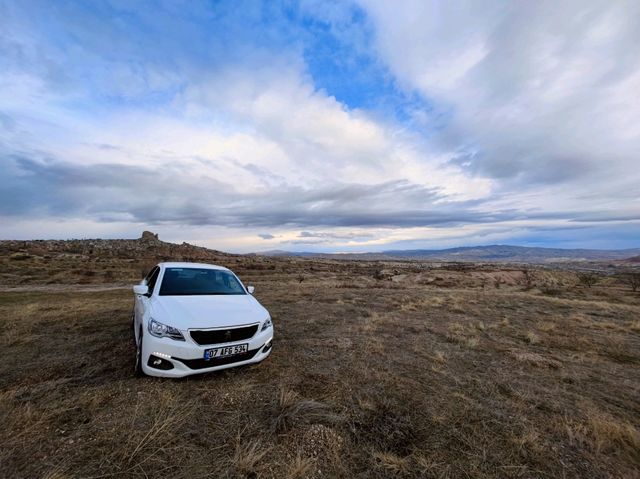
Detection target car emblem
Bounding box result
[224,330,231,339]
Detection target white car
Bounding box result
[132,262,273,378]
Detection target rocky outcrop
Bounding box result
[141,231,159,241]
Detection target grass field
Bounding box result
[1,257,639,478]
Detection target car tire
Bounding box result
[134,326,146,377]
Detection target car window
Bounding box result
[144,266,157,283]
[146,267,160,294]
[159,268,246,296]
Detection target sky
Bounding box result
[1,0,639,253]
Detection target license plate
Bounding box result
[204,343,248,360]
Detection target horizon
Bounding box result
[2,1,639,254]
[3,233,640,255]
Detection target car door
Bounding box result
[135,266,160,336]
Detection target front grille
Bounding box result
[173,348,260,370]
[190,324,259,346]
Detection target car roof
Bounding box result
[158,262,230,271]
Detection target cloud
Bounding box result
[359,0,640,189]
[0,151,490,228]
[298,231,373,240]
[0,1,638,252]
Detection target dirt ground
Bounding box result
[1,253,639,478]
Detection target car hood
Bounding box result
[149,294,268,330]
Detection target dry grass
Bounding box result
[231,439,270,476]
[588,413,640,458]
[270,387,337,433]
[285,454,314,479]
[564,411,640,462]
[1,251,639,478]
[372,451,410,475]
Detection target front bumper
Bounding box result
[141,326,273,378]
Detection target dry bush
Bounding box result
[270,388,337,433]
[520,268,535,290]
[432,351,446,363]
[537,321,556,332]
[285,454,313,479]
[413,454,448,476]
[577,272,600,289]
[372,451,410,475]
[231,439,270,477]
[587,413,640,458]
[539,279,564,295]
[465,337,479,348]
[566,412,640,461]
[620,271,640,292]
[351,398,423,457]
[121,397,197,470]
[512,352,561,369]
[525,332,540,344]
[373,269,388,280]
[512,426,541,453]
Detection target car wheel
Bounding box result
[134,326,145,377]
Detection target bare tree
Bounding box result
[622,271,640,292]
[577,272,599,288]
[520,268,534,290]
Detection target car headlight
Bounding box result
[148,318,185,341]
[261,317,272,332]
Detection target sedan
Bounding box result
[132,262,273,377]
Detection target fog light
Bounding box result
[262,340,272,353]
[147,354,174,370]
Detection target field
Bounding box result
[1,243,639,478]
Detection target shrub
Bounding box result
[520,268,535,290]
[577,272,599,288]
[621,271,640,292]
[539,280,563,296]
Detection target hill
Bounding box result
[261,244,640,263]
[0,231,253,287]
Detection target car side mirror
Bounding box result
[133,284,149,295]
[247,285,255,294]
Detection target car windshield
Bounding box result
[159,268,246,296]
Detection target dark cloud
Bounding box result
[3,149,637,236]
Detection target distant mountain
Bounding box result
[622,255,640,263]
[259,244,640,263]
